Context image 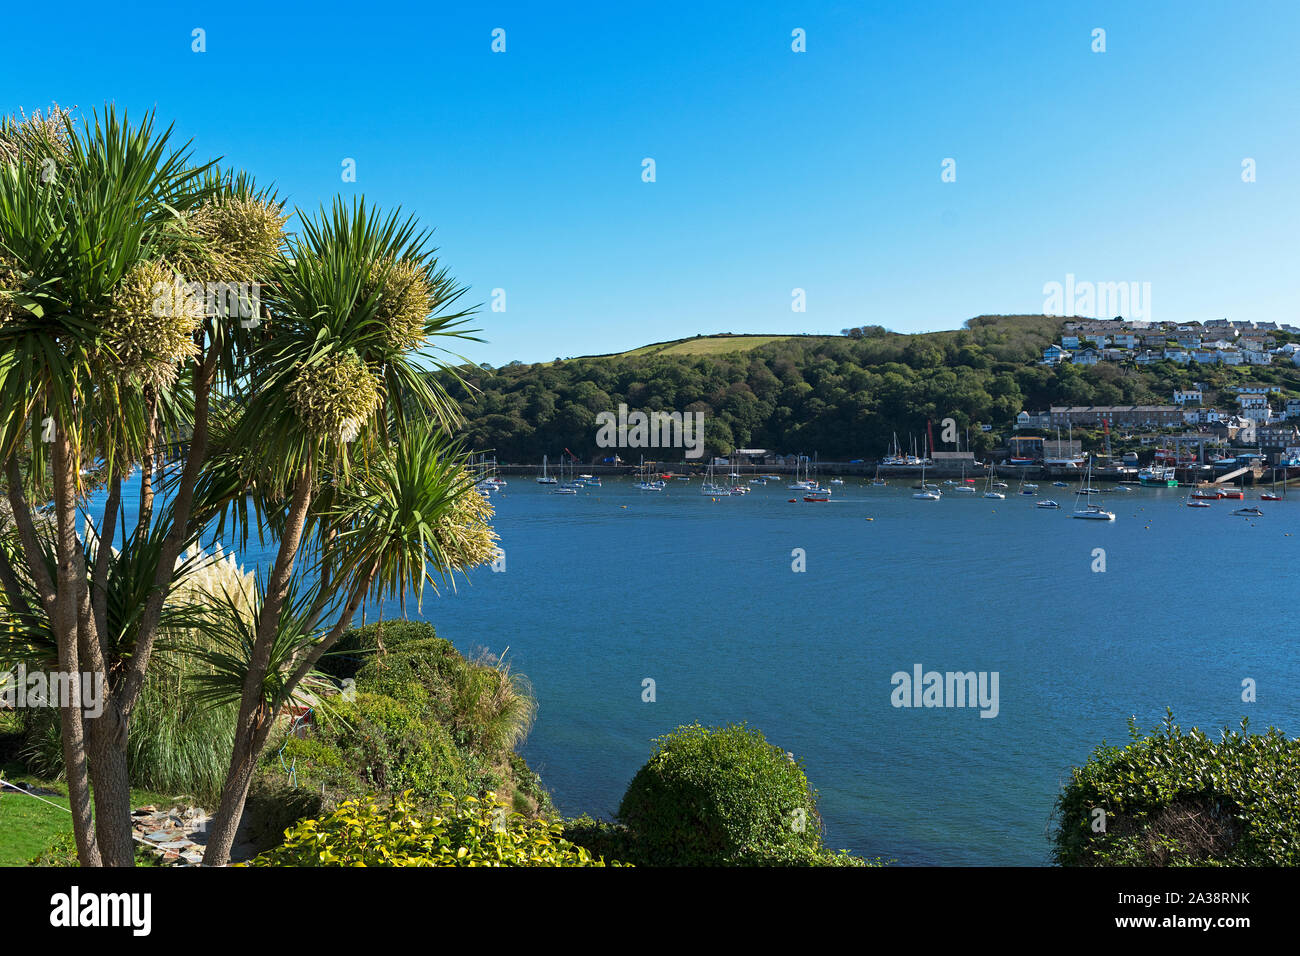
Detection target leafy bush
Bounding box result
[330,693,463,799]
[245,792,620,867]
[1054,712,1300,866]
[242,776,323,853]
[355,639,534,759]
[319,620,443,680]
[618,722,829,866]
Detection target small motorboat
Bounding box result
[1187,500,1211,509]
[912,489,941,501]
[1053,481,1068,487]
[1260,492,1282,501]
[1231,506,1264,517]
[1035,499,1060,509]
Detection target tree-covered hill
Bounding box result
[436,315,1300,462]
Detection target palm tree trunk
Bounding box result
[85,703,135,865]
[49,431,102,866]
[203,466,314,866]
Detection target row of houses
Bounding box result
[1043,344,1278,367]
[1062,318,1298,341]
[1027,402,1300,432]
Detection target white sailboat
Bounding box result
[913,457,941,500]
[983,463,1005,499]
[536,454,558,484]
[1071,459,1114,520]
[701,460,732,496]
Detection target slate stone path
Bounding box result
[132,803,257,866]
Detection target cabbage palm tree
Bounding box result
[0,106,280,865]
[193,201,486,865]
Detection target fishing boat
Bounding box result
[804,488,832,502]
[1221,490,1245,500]
[536,454,558,484]
[1190,487,1222,499]
[1260,491,1283,501]
[1071,460,1115,520]
[1138,464,1179,487]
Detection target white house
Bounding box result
[1070,347,1102,366]
[1164,349,1190,364]
[1173,388,1202,405]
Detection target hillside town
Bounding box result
[1041,317,1300,369]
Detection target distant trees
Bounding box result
[438,316,1300,462]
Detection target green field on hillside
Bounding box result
[613,334,834,358]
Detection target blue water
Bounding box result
[93,477,1300,865]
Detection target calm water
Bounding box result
[94,476,1300,865]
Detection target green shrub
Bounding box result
[242,776,324,852]
[355,639,534,759]
[618,722,826,866]
[1054,712,1300,866]
[245,792,621,867]
[319,620,443,680]
[330,693,463,799]
[562,814,637,864]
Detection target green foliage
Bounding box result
[441,316,1300,460]
[1054,711,1300,866]
[331,692,464,798]
[618,722,830,866]
[245,792,619,866]
[317,619,442,680]
[242,776,324,853]
[354,636,534,759]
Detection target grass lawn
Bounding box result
[0,760,194,866]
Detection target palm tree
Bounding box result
[191,200,486,865]
[0,106,281,864]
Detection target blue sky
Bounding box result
[4,0,1298,365]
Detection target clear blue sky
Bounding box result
[4,0,1298,365]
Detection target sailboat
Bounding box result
[635,456,665,491]
[551,453,579,494]
[788,456,815,491]
[1071,459,1114,520]
[536,454,558,484]
[983,463,1005,499]
[871,463,887,487]
[912,457,941,500]
[701,460,732,496]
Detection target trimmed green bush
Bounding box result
[618,722,828,866]
[1054,712,1300,866]
[245,792,621,867]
